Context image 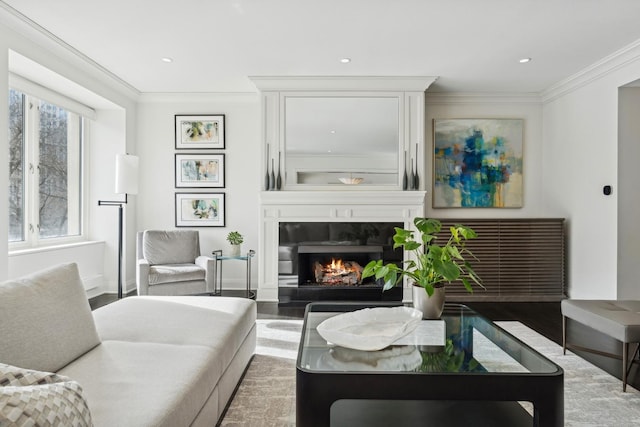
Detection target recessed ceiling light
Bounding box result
[161,57,173,63]
[519,58,532,63]
[330,130,336,134]
[340,58,351,63]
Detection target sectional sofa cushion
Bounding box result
[93,296,256,371]
[58,340,220,427]
[0,263,100,372]
[0,362,92,427]
[60,296,257,427]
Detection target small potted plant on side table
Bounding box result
[226,231,244,257]
[362,217,483,319]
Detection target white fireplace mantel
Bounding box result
[257,190,426,301]
[253,76,433,302]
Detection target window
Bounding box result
[8,88,84,246]
[8,89,24,241]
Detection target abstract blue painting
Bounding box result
[433,119,523,208]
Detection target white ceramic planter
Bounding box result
[412,285,445,319]
[229,244,241,257]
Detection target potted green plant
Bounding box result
[362,217,483,319]
[226,231,244,257]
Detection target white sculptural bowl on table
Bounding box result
[317,344,423,371]
[316,306,423,351]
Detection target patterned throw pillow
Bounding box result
[0,363,92,427]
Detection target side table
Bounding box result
[212,249,256,299]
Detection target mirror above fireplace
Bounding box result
[250,76,437,191]
[284,96,400,186]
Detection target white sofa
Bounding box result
[0,262,256,426]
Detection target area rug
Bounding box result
[219,319,640,427]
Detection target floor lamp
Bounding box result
[98,154,139,299]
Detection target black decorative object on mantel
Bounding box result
[402,150,408,190]
[270,159,276,190]
[409,158,416,190]
[276,151,282,190]
[265,145,270,191]
[413,143,420,190]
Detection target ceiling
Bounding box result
[3,0,640,94]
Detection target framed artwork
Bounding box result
[433,118,523,208]
[175,114,225,149]
[175,153,225,188]
[175,193,225,227]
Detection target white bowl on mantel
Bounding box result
[339,177,364,185]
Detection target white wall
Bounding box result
[424,94,545,217]
[88,108,132,295]
[542,51,640,299]
[8,242,105,293]
[136,93,260,288]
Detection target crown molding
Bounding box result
[542,38,640,103]
[138,92,259,104]
[425,92,542,105]
[249,76,438,92]
[0,1,140,101]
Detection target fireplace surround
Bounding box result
[258,191,427,302]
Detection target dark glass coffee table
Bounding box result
[297,302,563,427]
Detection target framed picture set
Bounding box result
[175,193,225,227]
[175,114,225,149]
[175,153,225,188]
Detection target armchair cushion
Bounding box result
[149,264,206,285]
[143,230,199,265]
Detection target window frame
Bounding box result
[8,86,89,250]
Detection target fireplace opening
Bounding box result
[277,221,403,305]
[298,245,383,287]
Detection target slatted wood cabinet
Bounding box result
[436,218,566,301]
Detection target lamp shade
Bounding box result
[115,154,139,195]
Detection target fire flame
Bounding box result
[324,258,361,280]
[325,258,361,275]
[313,258,364,285]
[329,258,348,274]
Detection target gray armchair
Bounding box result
[136,230,214,296]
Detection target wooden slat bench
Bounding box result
[561,299,640,391]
